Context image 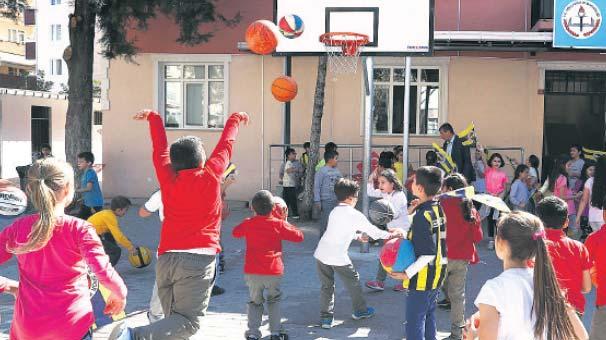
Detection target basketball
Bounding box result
[368,199,395,227]
[271,76,298,102]
[379,238,415,274]
[0,180,27,216]
[278,14,304,39]
[245,20,279,55]
[128,246,152,268]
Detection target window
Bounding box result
[50,24,61,41]
[93,111,102,125]
[49,59,62,75]
[7,29,17,42]
[160,63,227,129]
[7,67,17,76]
[371,66,441,135]
[51,0,62,5]
[18,31,24,44]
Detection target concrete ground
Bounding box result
[0,202,597,339]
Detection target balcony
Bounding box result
[531,0,554,31]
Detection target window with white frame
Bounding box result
[7,29,16,42]
[160,63,227,129]
[371,67,441,135]
[49,59,62,75]
[18,30,24,44]
[50,24,61,41]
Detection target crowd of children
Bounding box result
[2,113,606,340]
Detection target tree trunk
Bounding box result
[64,1,96,168]
[300,55,328,220]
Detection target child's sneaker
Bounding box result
[392,283,406,292]
[108,322,132,340]
[365,280,385,291]
[245,336,259,340]
[487,240,495,250]
[352,307,375,320]
[269,333,289,340]
[321,318,333,329]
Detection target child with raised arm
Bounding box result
[0,158,127,340]
[233,190,304,340]
[389,166,447,340]
[109,109,248,340]
[314,178,404,329]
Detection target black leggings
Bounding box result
[282,186,299,216]
[100,233,122,266]
[487,208,498,238]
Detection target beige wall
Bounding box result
[103,54,546,201]
[0,93,68,179]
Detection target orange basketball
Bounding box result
[271,76,298,102]
[245,20,278,55]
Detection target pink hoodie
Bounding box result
[0,214,127,340]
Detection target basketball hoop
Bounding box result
[320,32,369,74]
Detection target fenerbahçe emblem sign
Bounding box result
[562,1,601,39]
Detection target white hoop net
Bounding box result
[320,33,369,75]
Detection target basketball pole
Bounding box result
[361,56,374,254]
[402,56,412,183]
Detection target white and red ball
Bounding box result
[278,14,304,39]
[0,180,26,216]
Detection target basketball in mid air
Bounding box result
[245,20,279,55]
[271,76,298,102]
[278,14,304,39]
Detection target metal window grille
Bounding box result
[545,71,606,94]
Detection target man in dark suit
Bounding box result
[439,123,475,183]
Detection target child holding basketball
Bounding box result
[233,190,304,340]
[438,173,483,340]
[0,158,127,340]
[388,166,446,340]
[76,151,104,220]
[314,178,404,329]
[464,212,587,340]
[365,169,410,292]
[88,196,137,266]
[109,109,248,340]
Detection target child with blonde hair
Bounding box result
[0,158,127,340]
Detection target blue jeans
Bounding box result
[406,289,439,340]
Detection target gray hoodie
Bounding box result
[314,165,342,203]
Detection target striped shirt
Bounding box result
[404,200,447,291]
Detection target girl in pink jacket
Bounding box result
[0,158,127,340]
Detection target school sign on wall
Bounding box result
[553,0,606,49]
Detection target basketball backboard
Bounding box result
[273,0,434,56]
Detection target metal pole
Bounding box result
[402,56,412,183]
[361,57,374,253]
[283,56,292,145]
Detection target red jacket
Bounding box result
[232,216,304,275]
[441,197,483,263]
[148,111,243,255]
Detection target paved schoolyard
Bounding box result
[0,202,597,339]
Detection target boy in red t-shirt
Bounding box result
[109,110,249,340]
[536,197,592,315]
[233,190,304,340]
[585,197,606,339]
